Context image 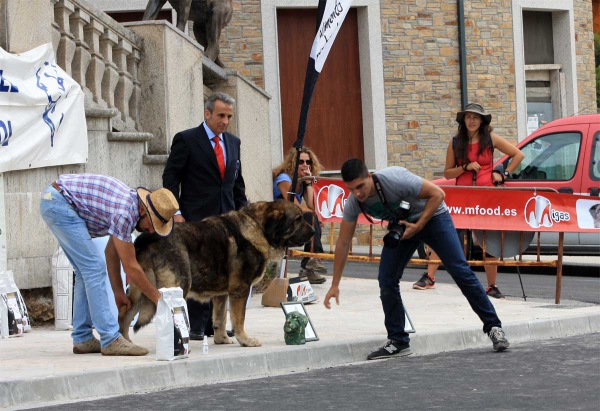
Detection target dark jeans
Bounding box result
[301,211,324,268]
[188,299,213,335]
[379,211,502,345]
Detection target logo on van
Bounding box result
[524,195,570,228]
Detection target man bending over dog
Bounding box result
[40,174,178,356]
[323,159,510,360]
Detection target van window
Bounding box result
[591,132,600,181]
[507,132,581,181]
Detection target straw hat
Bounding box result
[136,187,179,237]
[456,102,492,124]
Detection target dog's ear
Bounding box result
[264,208,285,236]
[265,203,295,241]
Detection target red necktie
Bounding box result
[212,136,226,179]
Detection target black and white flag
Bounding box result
[310,0,353,73]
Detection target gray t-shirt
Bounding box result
[343,167,447,223]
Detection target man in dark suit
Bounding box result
[163,92,247,340]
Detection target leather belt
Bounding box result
[50,181,74,206]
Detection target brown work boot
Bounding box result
[297,271,308,282]
[101,336,149,356]
[73,337,101,354]
[305,258,328,274]
[300,268,326,284]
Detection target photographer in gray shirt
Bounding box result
[323,158,510,360]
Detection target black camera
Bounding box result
[383,201,410,248]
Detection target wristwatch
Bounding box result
[503,170,510,179]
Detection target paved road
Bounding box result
[287,259,600,304]
[36,333,600,411]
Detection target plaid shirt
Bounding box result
[55,174,139,242]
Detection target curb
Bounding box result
[2,312,599,409]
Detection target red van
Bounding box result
[434,114,600,255]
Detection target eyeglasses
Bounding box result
[298,159,312,165]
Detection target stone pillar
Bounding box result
[125,21,205,155]
[84,19,106,107]
[113,39,134,129]
[100,29,119,109]
[69,8,91,89]
[54,0,75,75]
[127,49,142,130]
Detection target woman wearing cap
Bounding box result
[273,147,327,284]
[413,103,524,299]
[40,174,179,355]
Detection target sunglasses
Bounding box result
[298,159,312,165]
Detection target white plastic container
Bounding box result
[51,246,74,331]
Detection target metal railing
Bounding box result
[290,229,565,303]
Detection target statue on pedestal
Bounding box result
[143,0,233,67]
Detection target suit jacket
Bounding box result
[162,123,247,222]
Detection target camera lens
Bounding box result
[383,232,399,248]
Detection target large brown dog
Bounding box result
[119,200,315,347]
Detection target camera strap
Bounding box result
[357,174,394,224]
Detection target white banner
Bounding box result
[0,43,87,172]
[309,0,353,73]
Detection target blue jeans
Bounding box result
[40,185,120,348]
[378,211,502,345]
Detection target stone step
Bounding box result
[202,56,227,85]
[85,107,118,118]
[143,154,169,165]
[107,132,154,142]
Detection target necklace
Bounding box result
[468,131,478,143]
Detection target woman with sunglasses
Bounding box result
[273,147,327,284]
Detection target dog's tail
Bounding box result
[132,294,157,333]
[129,264,158,334]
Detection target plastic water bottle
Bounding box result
[202,335,208,354]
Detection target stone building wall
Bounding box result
[574,0,597,115]
[219,0,595,179]
[380,0,516,180]
[219,0,265,89]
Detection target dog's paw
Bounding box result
[238,337,262,347]
[214,335,234,345]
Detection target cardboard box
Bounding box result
[261,278,289,307]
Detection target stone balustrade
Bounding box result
[51,0,142,131]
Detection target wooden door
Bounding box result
[277,8,364,170]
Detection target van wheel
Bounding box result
[417,244,428,259]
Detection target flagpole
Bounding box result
[287,0,327,204]
[263,0,353,307]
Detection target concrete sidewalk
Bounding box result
[1,276,599,409]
